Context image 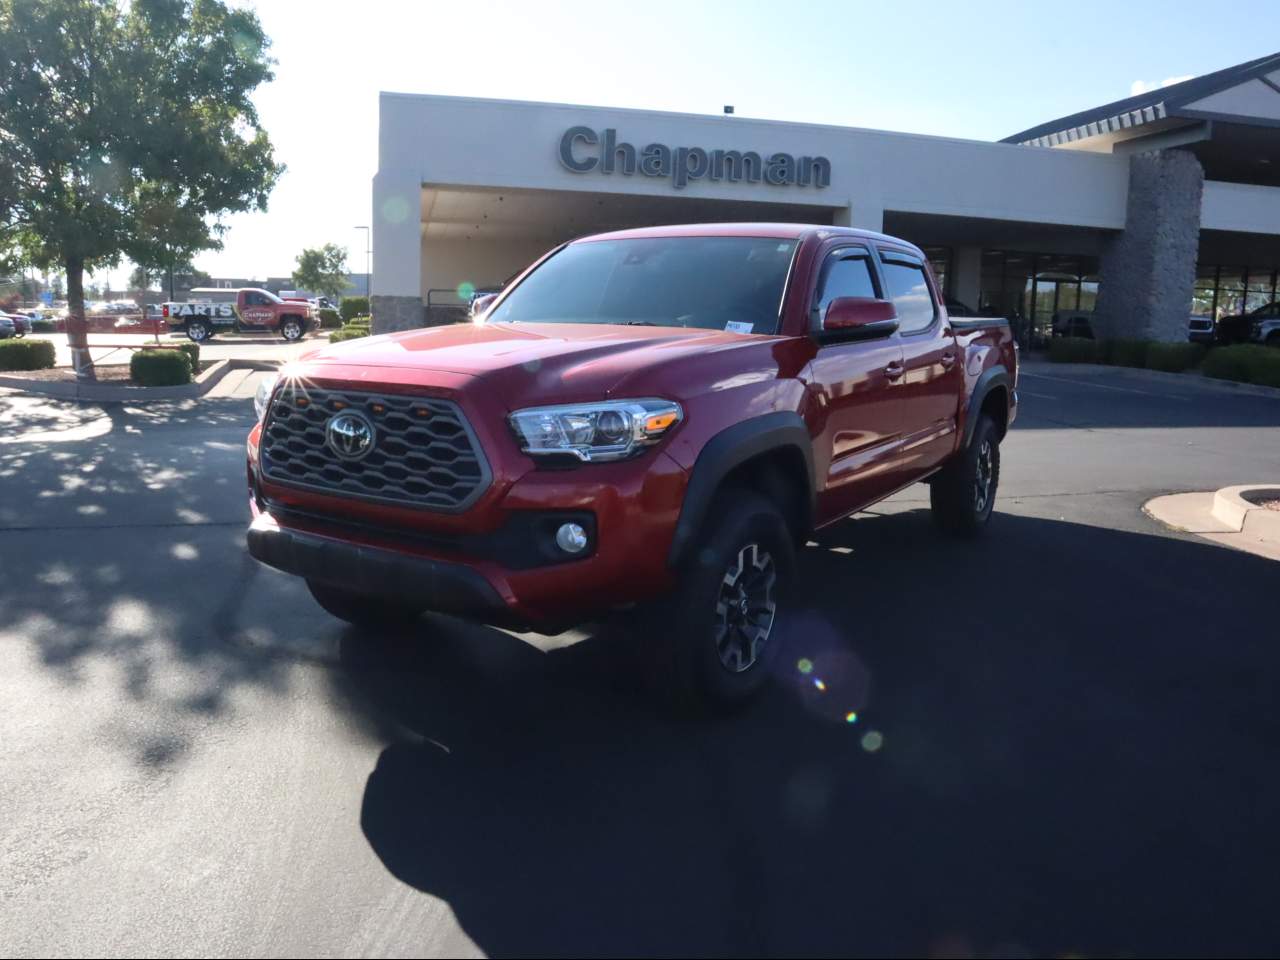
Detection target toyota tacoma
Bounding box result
[246,224,1017,705]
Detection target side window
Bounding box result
[245,292,269,306]
[878,252,936,334]
[811,248,878,329]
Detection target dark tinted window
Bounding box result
[879,255,935,333]
[488,236,797,334]
[812,250,877,328]
[245,292,271,306]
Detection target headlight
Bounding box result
[508,399,682,462]
[254,372,279,422]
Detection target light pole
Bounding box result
[354,225,370,298]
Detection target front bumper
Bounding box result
[247,511,534,630]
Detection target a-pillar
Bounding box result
[1093,151,1204,342]
[371,170,424,334]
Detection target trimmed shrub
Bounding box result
[1048,337,1098,363]
[339,296,369,321]
[317,307,341,329]
[32,318,55,333]
[1203,344,1280,388]
[328,324,370,343]
[130,349,192,386]
[345,314,371,328]
[176,342,199,372]
[1145,342,1206,373]
[1097,339,1149,368]
[0,338,56,371]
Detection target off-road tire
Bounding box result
[930,413,1000,537]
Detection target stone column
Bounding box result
[1093,150,1204,342]
[952,246,983,309]
[371,169,424,334]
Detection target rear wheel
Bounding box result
[665,491,794,709]
[280,318,304,342]
[931,414,1001,537]
[306,580,424,629]
[185,319,210,343]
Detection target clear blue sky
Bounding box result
[102,0,1280,287]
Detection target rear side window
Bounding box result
[811,249,878,329]
[879,253,936,334]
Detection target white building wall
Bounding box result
[376,92,1135,301]
[1201,180,1280,235]
[420,235,555,299]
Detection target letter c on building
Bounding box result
[559,126,599,172]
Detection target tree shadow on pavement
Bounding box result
[340,509,1280,959]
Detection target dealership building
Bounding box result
[371,52,1280,341]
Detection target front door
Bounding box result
[802,244,908,524]
[239,291,275,328]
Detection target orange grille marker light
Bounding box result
[331,400,347,410]
[296,397,310,407]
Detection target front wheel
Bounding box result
[665,491,795,709]
[280,318,304,342]
[306,580,424,629]
[931,414,1001,537]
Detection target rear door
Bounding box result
[803,243,908,522]
[875,247,962,478]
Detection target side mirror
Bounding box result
[822,297,899,340]
[470,293,498,318]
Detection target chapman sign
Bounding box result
[558,126,831,190]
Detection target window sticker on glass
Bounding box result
[725,320,754,334]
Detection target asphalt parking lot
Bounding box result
[2,361,1279,958]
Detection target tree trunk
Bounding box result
[65,255,96,382]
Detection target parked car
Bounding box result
[3,312,31,337]
[246,223,1018,708]
[1216,301,1280,345]
[1051,310,1094,339]
[1188,314,1215,344]
[162,287,314,343]
[0,315,15,339]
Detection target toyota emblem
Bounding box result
[325,411,375,461]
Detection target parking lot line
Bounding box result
[1021,370,1190,400]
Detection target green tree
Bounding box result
[129,264,160,291]
[292,243,349,301]
[0,0,283,379]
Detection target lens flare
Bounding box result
[845,711,857,724]
[797,658,814,675]
[812,678,826,692]
[457,281,476,301]
[861,730,884,752]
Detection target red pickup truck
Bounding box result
[246,224,1017,706]
[163,287,314,343]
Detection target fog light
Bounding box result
[555,522,589,554]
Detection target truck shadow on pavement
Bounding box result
[338,509,1279,959]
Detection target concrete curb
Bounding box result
[0,357,279,403]
[1145,485,1280,562]
[1024,360,1280,400]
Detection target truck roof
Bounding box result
[575,222,910,247]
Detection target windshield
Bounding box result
[488,236,798,334]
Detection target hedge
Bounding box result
[0,338,56,371]
[345,314,371,328]
[1048,337,1097,363]
[176,342,199,371]
[328,324,370,343]
[1097,339,1149,368]
[317,307,341,329]
[339,296,369,321]
[1202,345,1280,388]
[1145,342,1206,373]
[130,349,192,386]
[32,318,55,333]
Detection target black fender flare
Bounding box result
[667,411,815,569]
[962,365,1010,448]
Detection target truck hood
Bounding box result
[295,321,783,407]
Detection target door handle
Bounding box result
[940,353,956,369]
[884,362,904,381]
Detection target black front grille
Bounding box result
[260,385,490,512]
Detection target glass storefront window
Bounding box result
[1217,268,1246,317]
[922,246,950,297]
